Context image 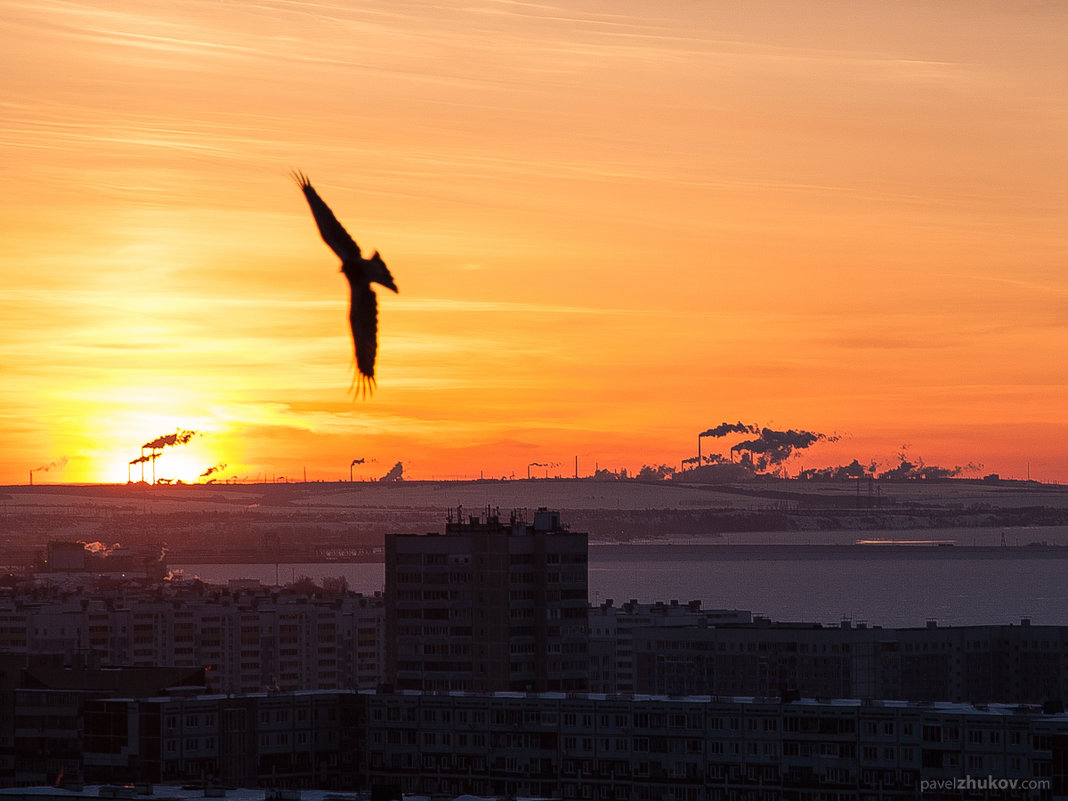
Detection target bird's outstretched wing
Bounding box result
[292,171,361,262]
[349,281,380,398]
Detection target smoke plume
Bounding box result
[199,463,227,479]
[351,458,365,466]
[699,422,758,438]
[378,461,404,482]
[31,457,68,474]
[799,459,879,481]
[729,427,840,472]
[878,454,983,481]
[143,429,199,450]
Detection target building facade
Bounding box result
[629,618,1068,704]
[588,600,753,694]
[83,691,362,790]
[22,687,1067,800]
[0,586,384,695]
[361,691,1065,801]
[1,658,205,787]
[385,507,589,692]
[4,579,1067,705]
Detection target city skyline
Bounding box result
[3,2,1067,485]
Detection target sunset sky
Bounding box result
[2,1,1066,485]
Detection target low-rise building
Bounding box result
[629,618,1068,704]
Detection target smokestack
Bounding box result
[527,462,548,479]
[349,458,365,482]
[30,457,68,484]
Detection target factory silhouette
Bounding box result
[28,419,992,489]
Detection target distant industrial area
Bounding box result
[3,476,1068,568]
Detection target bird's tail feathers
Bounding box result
[290,169,311,190]
[369,251,399,293]
[350,366,377,400]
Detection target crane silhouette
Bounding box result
[292,171,398,396]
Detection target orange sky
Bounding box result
[2,1,1066,485]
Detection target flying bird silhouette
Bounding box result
[292,171,398,396]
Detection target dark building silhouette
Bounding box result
[628,617,1068,704]
[385,508,589,692]
[0,654,204,787]
[4,687,1068,799]
[0,585,384,694]
[83,691,362,788]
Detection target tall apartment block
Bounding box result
[385,507,589,692]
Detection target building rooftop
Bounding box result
[0,788,552,801]
[0,788,359,801]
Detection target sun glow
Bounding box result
[128,446,227,485]
[42,384,237,484]
[78,428,232,486]
[3,2,1068,486]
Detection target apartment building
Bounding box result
[0,658,205,787]
[6,574,1068,705]
[385,507,589,692]
[362,691,1066,800]
[631,618,1068,703]
[83,691,362,790]
[588,600,752,693]
[0,586,385,694]
[37,688,1068,800]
